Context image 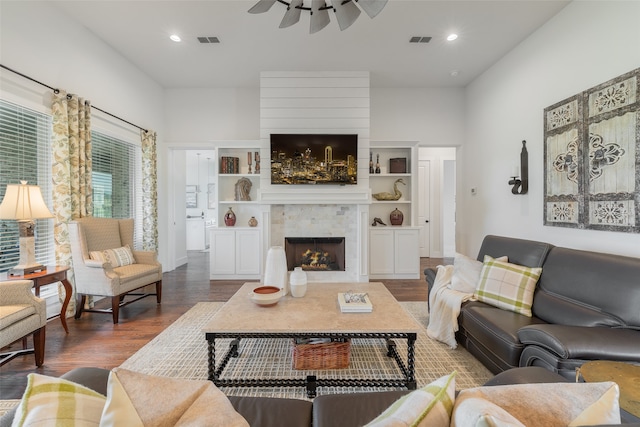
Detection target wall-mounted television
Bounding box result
[270,134,358,185]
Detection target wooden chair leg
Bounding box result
[75,294,87,319]
[111,296,120,324]
[22,337,28,350]
[156,280,162,304]
[33,326,45,367]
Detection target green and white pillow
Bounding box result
[90,245,135,267]
[475,256,542,317]
[366,372,456,427]
[12,373,106,427]
[451,253,508,294]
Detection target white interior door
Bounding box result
[418,160,431,257]
[442,160,457,257]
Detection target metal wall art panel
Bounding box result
[544,68,639,233]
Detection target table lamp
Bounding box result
[0,181,54,275]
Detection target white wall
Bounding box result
[371,88,465,146]
[460,1,640,258]
[0,1,168,265]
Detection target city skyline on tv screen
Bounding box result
[270,134,358,185]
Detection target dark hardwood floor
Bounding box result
[0,253,450,399]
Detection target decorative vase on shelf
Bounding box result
[264,246,288,295]
[289,267,307,298]
[224,207,236,226]
[248,216,258,227]
[390,208,404,226]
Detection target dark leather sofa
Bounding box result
[3,366,637,426]
[425,235,640,380]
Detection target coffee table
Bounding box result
[204,282,420,397]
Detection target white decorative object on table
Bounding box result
[289,267,307,297]
[264,246,288,295]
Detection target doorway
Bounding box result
[167,147,216,271]
[418,147,456,258]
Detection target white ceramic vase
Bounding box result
[289,267,307,298]
[264,246,288,295]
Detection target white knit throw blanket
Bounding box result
[426,265,474,349]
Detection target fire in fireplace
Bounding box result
[284,237,346,271]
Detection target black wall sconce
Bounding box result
[508,140,528,195]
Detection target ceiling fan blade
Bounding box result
[310,0,331,33]
[280,0,303,28]
[356,0,388,19]
[248,0,277,14]
[333,0,361,31]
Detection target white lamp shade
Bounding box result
[0,181,54,220]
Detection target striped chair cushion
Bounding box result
[90,245,135,267]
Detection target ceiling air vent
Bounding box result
[409,36,431,43]
[198,37,220,44]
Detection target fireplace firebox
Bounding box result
[284,237,345,271]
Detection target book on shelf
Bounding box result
[338,292,372,313]
[220,156,240,174]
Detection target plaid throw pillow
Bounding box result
[12,373,106,426]
[366,372,456,427]
[475,255,542,317]
[90,245,135,267]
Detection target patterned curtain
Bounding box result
[141,129,158,251]
[51,91,93,316]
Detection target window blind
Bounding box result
[91,132,143,249]
[0,99,54,272]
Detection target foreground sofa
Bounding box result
[425,235,640,380]
[2,366,637,426]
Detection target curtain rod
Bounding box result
[1,63,148,133]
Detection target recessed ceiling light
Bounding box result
[447,33,458,42]
[450,70,460,77]
[169,34,182,42]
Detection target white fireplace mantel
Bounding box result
[258,187,371,205]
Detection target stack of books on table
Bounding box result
[338,292,373,313]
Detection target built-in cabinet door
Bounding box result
[210,229,236,276]
[394,229,420,274]
[235,229,261,275]
[369,229,395,275]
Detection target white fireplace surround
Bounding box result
[260,201,369,283]
[258,71,372,282]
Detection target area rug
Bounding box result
[120,301,492,400]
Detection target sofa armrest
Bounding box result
[424,267,437,304]
[0,280,40,306]
[518,324,640,361]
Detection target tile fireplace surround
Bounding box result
[263,203,369,283]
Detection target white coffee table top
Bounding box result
[204,282,421,334]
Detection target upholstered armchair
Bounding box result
[0,279,46,367]
[68,217,162,324]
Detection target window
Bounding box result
[0,99,54,272]
[91,132,143,248]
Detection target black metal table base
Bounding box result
[206,332,417,398]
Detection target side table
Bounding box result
[1,266,72,333]
[578,360,640,420]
